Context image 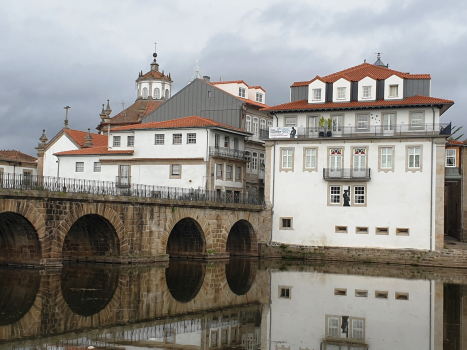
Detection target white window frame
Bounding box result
[354,186,365,205]
[154,88,161,99]
[446,149,456,167]
[239,87,246,98]
[312,88,321,101]
[304,148,317,170]
[165,89,169,99]
[155,134,164,145]
[171,164,180,176]
[408,147,421,169]
[253,117,259,135]
[226,165,233,179]
[281,149,293,169]
[351,318,365,341]
[389,85,399,97]
[252,152,258,172]
[75,162,84,172]
[330,185,341,204]
[285,117,296,127]
[245,115,251,132]
[127,135,134,147]
[327,316,340,338]
[356,114,369,131]
[93,162,101,172]
[187,133,196,144]
[246,151,251,172]
[267,120,273,128]
[380,147,393,169]
[260,119,266,131]
[214,133,220,148]
[142,87,149,99]
[337,87,346,99]
[410,112,424,128]
[259,153,265,171]
[256,92,263,103]
[113,136,121,147]
[216,164,223,178]
[173,134,182,145]
[362,86,371,99]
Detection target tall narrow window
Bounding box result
[224,136,230,148]
[353,148,367,172]
[383,113,395,130]
[245,115,251,132]
[446,149,456,167]
[352,319,364,340]
[260,119,266,131]
[313,89,321,100]
[256,92,263,103]
[245,151,251,171]
[171,164,180,176]
[252,152,258,171]
[234,137,239,150]
[216,164,223,178]
[282,149,293,169]
[154,88,161,99]
[381,147,393,169]
[165,89,169,99]
[226,165,233,179]
[214,133,220,148]
[239,87,246,98]
[253,117,259,135]
[142,87,149,99]
[408,147,421,169]
[331,116,343,132]
[337,87,346,99]
[327,317,339,337]
[127,135,134,146]
[267,120,273,128]
[305,149,317,169]
[113,136,121,147]
[260,153,265,170]
[329,149,343,171]
[362,86,371,98]
[235,166,241,180]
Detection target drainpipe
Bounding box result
[270,112,279,243]
[430,106,435,251]
[206,129,210,191]
[56,156,60,178]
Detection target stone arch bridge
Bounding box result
[0,189,271,267]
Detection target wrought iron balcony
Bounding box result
[116,176,131,188]
[209,147,247,161]
[260,123,451,140]
[323,168,371,181]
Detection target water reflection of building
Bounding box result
[270,270,436,350]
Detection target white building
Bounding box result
[53,116,252,198]
[0,150,37,176]
[270,270,439,350]
[262,61,454,251]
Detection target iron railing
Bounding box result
[323,168,371,181]
[116,176,131,188]
[0,173,264,206]
[209,147,247,161]
[260,123,451,140]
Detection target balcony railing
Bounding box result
[116,176,131,188]
[260,123,451,140]
[323,168,371,181]
[209,147,246,161]
[0,172,264,207]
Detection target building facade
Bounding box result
[0,150,37,176]
[262,62,453,251]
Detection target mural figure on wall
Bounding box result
[343,187,350,206]
[341,316,349,337]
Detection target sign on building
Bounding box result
[269,127,298,139]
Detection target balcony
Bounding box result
[323,168,371,181]
[260,123,451,140]
[116,176,131,188]
[209,147,247,161]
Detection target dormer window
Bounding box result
[337,87,346,100]
[312,89,322,101]
[239,87,246,98]
[389,85,399,97]
[256,93,263,103]
[362,86,371,99]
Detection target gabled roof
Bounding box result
[112,115,251,134]
[211,80,250,87]
[0,150,37,164]
[54,146,134,156]
[291,63,431,87]
[64,129,108,148]
[249,85,266,92]
[209,80,269,109]
[261,95,454,114]
[101,100,165,128]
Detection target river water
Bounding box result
[0,258,464,350]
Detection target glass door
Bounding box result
[308,116,319,137]
[331,116,343,136]
[329,149,343,178]
[383,113,395,135]
[353,148,367,177]
[119,165,130,187]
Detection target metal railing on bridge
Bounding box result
[0,172,264,207]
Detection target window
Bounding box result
[337,87,346,99]
[187,133,196,144]
[335,226,348,233]
[245,115,251,131]
[165,89,169,99]
[252,152,258,172]
[353,148,367,172]
[267,120,273,128]
[281,149,293,170]
[234,137,239,150]
[380,147,393,169]
[75,162,84,172]
[354,186,365,204]
[260,119,266,131]
[142,87,148,99]
[127,135,134,146]
[329,148,343,171]
[245,151,250,171]
[226,165,233,179]
[239,87,246,98]
[356,114,369,130]
[304,148,317,170]
[208,90,211,98]
[330,186,341,204]
[211,331,218,347]
[221,329,228,345]
[362,86,371,98]
[408,147,421,169]
[171,164,180,176]
[113,136,121,147]
[327,317,339,337]
[285,117,296,126]
[213,133,219,148]
[395,292,409,301]
[253,117,259,135]
[356,227,369,234]
[389,85,399,97]
[216,164,223,178]
[279,287,291,298]
[224,136,230,148]
[312,88,321,100]
[155,134,164,144]
[260,153,265,170]
[93,162,101,172]
[446,149,456,167]
[383,113,395,130]
[375,291,389,299]
[334,288,347,296]
[281,218,292,228]
[355,290,368,297]
[154,87,161,99]
[376,227,389,235]
[351,319,364,340]
[235,166,241,180]
[410,112,424,128]
[396,228,410,236]
[173,134,182,144]
[256,92,263,103]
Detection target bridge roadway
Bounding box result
[0,187,271,267]
[0,260,270,350]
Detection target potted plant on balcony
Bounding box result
[327,118,333,137]
[318,117,326,137]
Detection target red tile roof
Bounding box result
[100,100,165,128]
[447,140,463,145]
[64,129,108,147]
[112,115,248,133]
[138,70,172,81]
[261,95,454,112]
[0,150,37,164]
[211,80,249,87]
[291,63,431,87]
[208,81,270,109]
[54,146,134,156]
[249,85,266,92]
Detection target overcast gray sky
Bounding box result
[1,0,466,155]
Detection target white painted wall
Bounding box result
[270,271,432,350]
[138,81,172,100]
[384,75,404,100]
[56,155,117,181]
[332,78,351,102]
[214,82,249,99]
[43,134,79,177]
[308,79,326,103]
[358,76,377,101]
[248,87,266,104]
[0,164,37,175]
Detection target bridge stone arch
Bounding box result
[224,216,258,256]
[0,199,47,264]
[57,203,126,259]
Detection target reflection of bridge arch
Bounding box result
[165,260,206,303]
[226,220,257,256]
[164,217,207,257]
[225,258,257,295]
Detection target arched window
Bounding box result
[142,87,148,99]
[154,88,161,99]
[165,89,169,99]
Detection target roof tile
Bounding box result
[0,150,37,163]
[64,129,108,147]
[54,146,134,156]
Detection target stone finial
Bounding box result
[37,129,48,148]
[100,104,106,120]
[105,99,112,117]
[83,128,94,148]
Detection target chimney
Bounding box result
[203,76,211,83]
